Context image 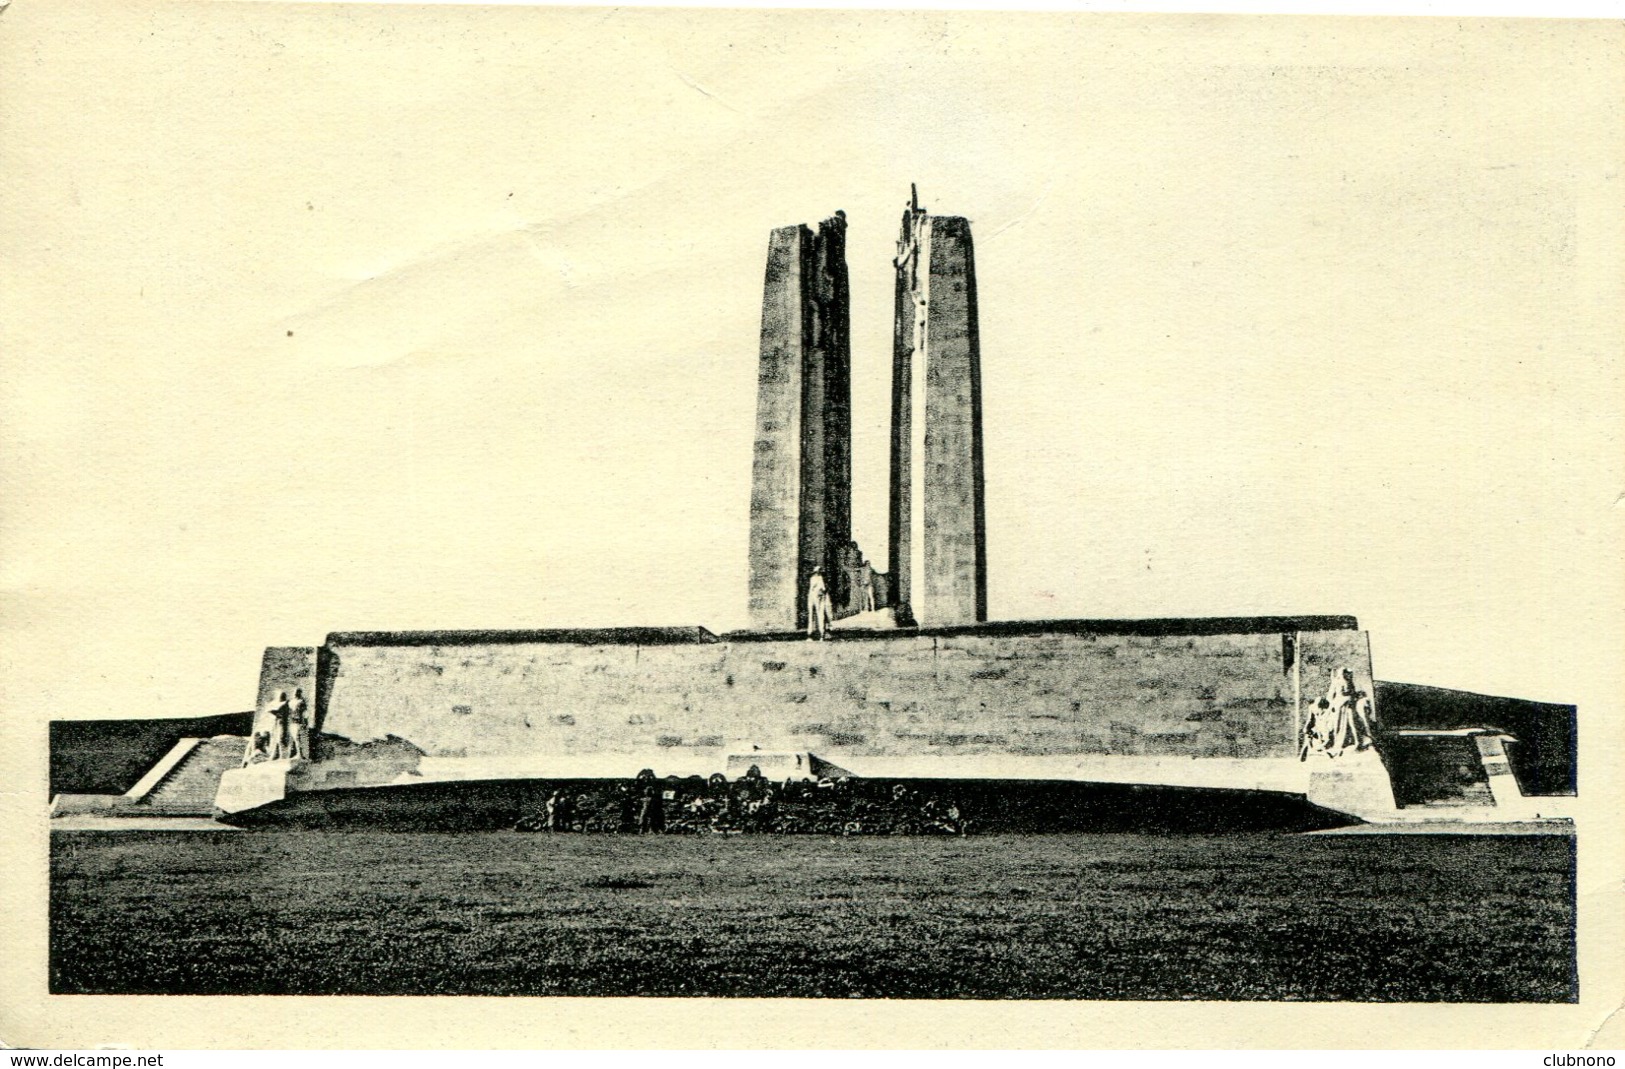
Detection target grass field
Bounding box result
[50,830,1575,1000]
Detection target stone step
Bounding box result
[832,607,899,631]
[140,736,247,815]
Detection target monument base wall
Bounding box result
[288,620,1380,815]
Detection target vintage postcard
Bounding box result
[2,0,1621,1050]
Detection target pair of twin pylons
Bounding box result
[747,186,987,635]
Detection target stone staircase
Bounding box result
[122,735,245,815]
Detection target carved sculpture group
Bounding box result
[241,686,310,766]
[1300,668,1377,760]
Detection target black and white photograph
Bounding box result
[4,0,1621,1049]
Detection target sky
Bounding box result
[2,3,1620,726]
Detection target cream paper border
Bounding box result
[2,1,1621,1049]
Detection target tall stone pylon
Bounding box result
[889,187,987,627]
[747,213,853,631]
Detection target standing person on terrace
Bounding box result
[806,567,833,641]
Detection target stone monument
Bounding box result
[889,186,987,627]
[746,212,856,631]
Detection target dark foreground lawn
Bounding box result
[50,830,1575,1000]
